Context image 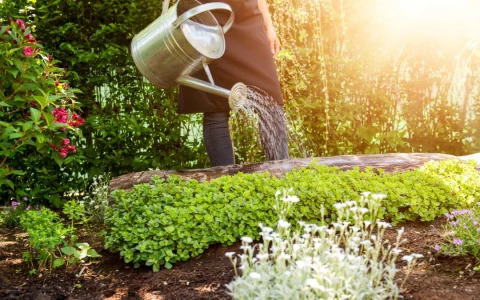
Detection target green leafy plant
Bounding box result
[20,205,100,273]
[104,159,480,271]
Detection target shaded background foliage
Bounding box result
[1,0,480,205]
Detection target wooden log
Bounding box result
[109,152,480,191]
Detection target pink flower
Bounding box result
[434,245,441,251]
[26,206,31,211]
[52,107,69,123]
[15,19,25,28]
[26,33,35,43]
[453,238,463,246]
[23,46,34,57]
[63,138,70,145]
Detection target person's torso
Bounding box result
[200,0,261,21]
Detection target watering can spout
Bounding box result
[176,76,247,111]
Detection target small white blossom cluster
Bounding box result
[226,192,422,299]
[82,175,111,222]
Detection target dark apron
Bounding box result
[177,0,283,114]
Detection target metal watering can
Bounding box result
[131,0,247,110]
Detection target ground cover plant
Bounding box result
[104,159,480,271]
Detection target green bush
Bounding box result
[104,159,480,271]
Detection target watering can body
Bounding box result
[131,0,242,102]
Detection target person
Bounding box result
[178,0,289,166]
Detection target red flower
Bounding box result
[26,33,35,43]
[15,19,25,28]
[62,138,70,145]
[52,107,68,123]
[23,46,34,57]
[69,112,86,127]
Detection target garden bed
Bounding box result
[1,218,480,300]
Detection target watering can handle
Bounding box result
[171,3,234,34]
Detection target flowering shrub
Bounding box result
[435,204,480,262]
[0,17,84,193]
[226,191,422,299]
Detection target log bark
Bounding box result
[109,152,480,191]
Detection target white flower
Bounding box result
[281,195,300,203]
[334,203,347,210]
[275,190,282,198]
[364,221,372,227]
[402,255,414,263]
[277,219,291,229]
[256,253,269,260]
[79,201,85,205]
[241,237,253,243]
[376,221,392,229]
[249,272,262,280]
[94,205,100,209]
[412,253,424,259]
[360,240,371,246]
[361,192,371,197]
[225,252,235,258]
[261,226,274,233]
[306,279,325,291]
[278,253,291,260]
[392,248,402,254]
[358,208,369,214]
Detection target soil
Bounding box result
[1,218,480,300]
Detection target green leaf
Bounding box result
[52,151,64,167]
[7,68,19,78]
[76,243,90,250]
[42,111,54,126]
[23,121,34,132]
[0,102,11,107]
[33,95,47,109]
[87,249,101,258]
[31,107,43,122]
[61,246,76,256]
[53,258,65,268]
[13,59,23,74]
[48,95,65,102]
[8,132,24,139]
[34,132,45,143]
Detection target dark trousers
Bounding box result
[203,107,289,166]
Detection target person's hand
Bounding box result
[266,25,280,57]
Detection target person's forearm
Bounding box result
[258,0,274,30]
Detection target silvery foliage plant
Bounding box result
[226,190,422,300]
[81,175,111,223]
